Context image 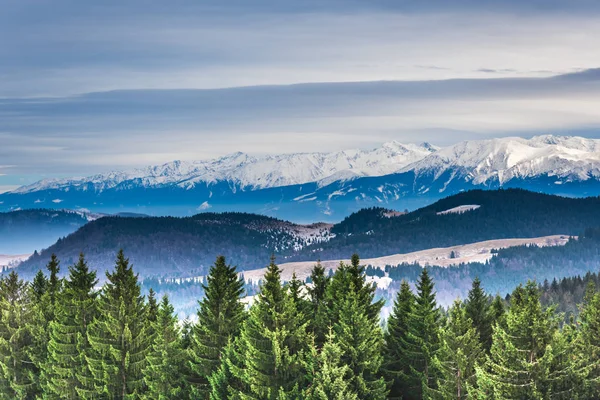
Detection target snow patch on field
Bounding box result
[437,204,480,215]
[240,235,570,285]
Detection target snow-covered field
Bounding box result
[0,254,32,269]
[241,235,570,284]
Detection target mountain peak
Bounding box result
[405,135,600,185]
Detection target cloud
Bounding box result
[2,2,600,97]
[1,69,600,179]
[2,0,600,183]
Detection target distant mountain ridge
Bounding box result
[2,135,600,221]
[0,209,100,254]
[15,189,600,280]
[11,141,438,193]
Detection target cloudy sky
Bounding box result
[2,0,600,192]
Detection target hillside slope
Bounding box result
[15,189,600,280]
[297,189,600,260]
[16,212,332,279]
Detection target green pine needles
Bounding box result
[1,251,600,399]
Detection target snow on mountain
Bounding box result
[6,135,600,221]
[402,135,600,186]
[12,141,439,194]
[436,205,481,215]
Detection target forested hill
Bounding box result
[300,189,600,260]
[16,212,332,279]
[15,189,600,279]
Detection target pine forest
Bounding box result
[1,251,599,399]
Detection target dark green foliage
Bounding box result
[489,295,506,329]
[5,246,600,399]
[0,272,36,399]
[402,269,441,400]
[287,272,309,316]
[143,295,187,399]
[180,318,193,350]
[306,262,330,348]
[31,253,63,395]
[31,270,47,303]
[209,337,248,400]
[236,256,311,399]
[428,300,484,400]
[323,254,387,399]
[146,288,159,344]
[46,253,63,305]
[304,330,358,400]
[327,255,384,327]
[45,253,98,399]
[86,250,151,399]
[476,282,578,399]
[465,277,493,351]
[147,288,158,324]
[382,280,416,399]
[189,255,246,397]
[577,282,600,397]
[333,280,387,399]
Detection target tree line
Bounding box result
[1,251,600,399]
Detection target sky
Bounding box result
[2,0,600,192]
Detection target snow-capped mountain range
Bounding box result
[404,135,600,185]
[12,141,438,194]
[2,135,600,221]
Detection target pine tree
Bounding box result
[306,262,330,348]
[333,281,387,400]
[475,281,576,399]
[465,277,493,351]
[30,254,63,395]
[181,318,193,350]
[46,253,63,305]
[428,300,484,400]
[577,282,600,397]
[348,254,385,322]
[45,253,98,399]
[0,271,37,399]
[235,256,311,399]
[189,255,245,397]
[489,294,506,329]
[402,268,441,400]
[304,330,358,400]
[143,295,187,399]
[208,337,247,400]
[382,280,416,399]
[288,272,309,317]
[147,288,158,323]
[327,255,383,331]
[31,270,48,303]
[27,270,48,397]
[146,288,159,344]
[86,250,151,399]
